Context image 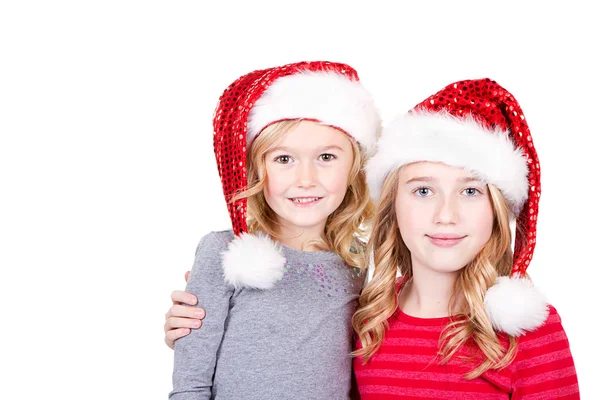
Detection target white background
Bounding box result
[1,1,598,398]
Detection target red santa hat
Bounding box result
[213,61,381,290]
[366,78,548,336]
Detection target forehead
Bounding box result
[399,161,483,183]
[275,120,352,149]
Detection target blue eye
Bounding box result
[415,187,432,197]
[319,153,336,162]
[463,187,481,196]
[275,155,292,164]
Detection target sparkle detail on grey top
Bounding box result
[170,230,364,400]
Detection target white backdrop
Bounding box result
[1,1,598,398]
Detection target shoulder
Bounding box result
[194,230,235,257]
[513,304,572,357]
[519,305,565,340]
[507,305,579,394]
[187,230,236,288]
[190,230,235,274]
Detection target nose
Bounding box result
[434,195,458,225]
[296,162,317,188]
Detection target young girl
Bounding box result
[353,78,579,398]
[169,61,380,399]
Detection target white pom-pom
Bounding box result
[484,276,549,336]
[221,233,286,290]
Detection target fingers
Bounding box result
[164,285,202,350]
[165,328,191,349]
[171,290,198,306]
[170,304,205,319]
[164,304,205,334]
[165,316,203,331]
[184,270,190,282]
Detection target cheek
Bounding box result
[326,175,348,196]
[321,165,351,195]
[264,167,293,197]
[396,197,426,245]
[263,174,290,214]
[466,201,494,241]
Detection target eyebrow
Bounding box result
[269,145,345,153]
[405,176,482,184]
[459,177,483,184]
[405,176,434,184]
[321,145,345,152]
[269,146,292,153]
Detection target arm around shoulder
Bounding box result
[169,231,235,400]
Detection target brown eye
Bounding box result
[319,154,336,162]
[275,155,291,164]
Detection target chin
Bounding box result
[425,258,467,274]
[435,266,465,274]
[287,216,328,229]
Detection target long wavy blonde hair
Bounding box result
[231,120,374,268]
[352,167,519,378]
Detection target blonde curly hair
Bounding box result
[231,120,374,268]
[352,167,519,378]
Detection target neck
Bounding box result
[399,259,463,318]
[276,219,326,251]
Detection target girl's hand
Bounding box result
[164,271,204,349]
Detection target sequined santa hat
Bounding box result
[213,61,381,290]
[366,78,548,336]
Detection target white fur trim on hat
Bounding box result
[366,111,529,214]
[221,233,286,290]
[248,71,381,156]
[484,276,549,336]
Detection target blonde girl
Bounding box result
[353,78,579,399]
[170,61,380,400]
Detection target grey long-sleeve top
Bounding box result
[170,230,365,400]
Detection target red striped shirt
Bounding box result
[354,300,579,399]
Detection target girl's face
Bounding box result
[263,121,354,236]
[395,162,494,275]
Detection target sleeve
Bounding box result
[169,232,235,400]
[510,305,580,399]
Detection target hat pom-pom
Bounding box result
[484,276,549,336]
[221,233,286,290]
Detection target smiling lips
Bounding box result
[426,234,467,248]
[288,196,324,207]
